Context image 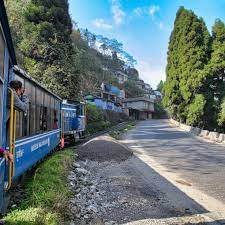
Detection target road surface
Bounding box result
[121,119,225,224]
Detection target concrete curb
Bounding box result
[169,119,225,145]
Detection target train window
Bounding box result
[16,111,23,139]
[41,106,47,131]
[49,98,53,130]
[0,30,5,80]
[53,110,58,129]
[24,81,36,135]
[36,105,41,133]
[29,104,36,135]
[43,94,50,131]
[35,88,43,134]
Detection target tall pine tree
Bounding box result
[163,7,210,125]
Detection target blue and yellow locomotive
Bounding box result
[0,1,86,213]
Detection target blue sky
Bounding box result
[68,0,225,89]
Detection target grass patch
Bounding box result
[109,121,136,139]
[4,148,75,225]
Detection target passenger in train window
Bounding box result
[9,80,29,113]
[0,148,13,162]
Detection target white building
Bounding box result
[123,97,155,120]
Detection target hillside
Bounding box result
[5,0,151,100]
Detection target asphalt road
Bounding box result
[120,119,225,224]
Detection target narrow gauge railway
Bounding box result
[0,1,86,213]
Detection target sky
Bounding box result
[68,0,225,89]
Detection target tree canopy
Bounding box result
[163,7,211,126]
[163,7,225,132]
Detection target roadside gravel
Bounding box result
[68,135,218,225]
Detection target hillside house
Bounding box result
[123,97,155,120]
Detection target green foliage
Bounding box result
[86,103,105,123]
[86,104,111,134]
[218,98,225,127]
[202,19,225,128]
[154,102,167,119]
[6,0,81,99]
[124,80,145,98]
[157,80,164,93]
[86,104,129,134]
[186,94,206,126]
[71,30,121,96]
[4,148,74,225]
[5,208,59,225]
[164,7,211,124]
[22,149,73,210]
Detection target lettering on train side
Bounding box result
[31,138,50,152]
[16,149,24,161]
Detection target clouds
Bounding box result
[133,7,144,17]
[111,0,126,26]
[149,5,160,17]
[91,2,163,31]
[92,0,125,30]
[92,19,113,29]
[133,4,164,30]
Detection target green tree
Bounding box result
[157,80,164,92]
[163,7,210,124]
[218,98,225,129]
[7,0,80,99]
[203,19,225,129]
[186,94,206,126]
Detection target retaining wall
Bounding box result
[169,118,225,144]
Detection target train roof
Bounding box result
[0,1,17,65]
[13,66,62,101]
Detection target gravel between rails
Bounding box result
[68,134,216,225]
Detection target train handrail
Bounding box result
[6,88,16,190]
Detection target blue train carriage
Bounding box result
[0,1,17,213]
[62,100,86,141]
[62,100,79,143]
[10,66,62,181]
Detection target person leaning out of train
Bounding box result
[8,80,29,113]
[0,148,13,162]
